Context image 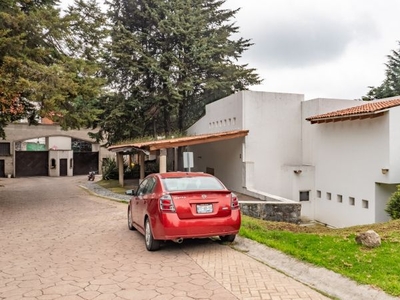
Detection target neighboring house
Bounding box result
[187,91,400,228]
[0,120,112,178]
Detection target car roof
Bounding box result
[156,172,214,179]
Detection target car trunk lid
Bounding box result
[169,190,233,219]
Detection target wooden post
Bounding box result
[117,153,124,187]
[139,152,145,181]
[174,147,178,171]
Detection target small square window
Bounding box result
[0,143,10,156]
[299,191,310,201]
[337,195,343,203]
[317,190,321,198]
[327,192,331,200]
[362,200,369,209]
[349,197,355,206]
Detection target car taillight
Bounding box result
[231,193,240,210]
[159,194,176,213]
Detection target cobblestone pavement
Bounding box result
[0,176,362,300]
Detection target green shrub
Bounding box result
[102,157,118,180]
[386,185,400,219]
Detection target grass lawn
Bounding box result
[240,216,400,297]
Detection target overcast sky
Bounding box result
[61,0,400,100]
[222,0,400,100]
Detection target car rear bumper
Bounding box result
[152,211,241,240]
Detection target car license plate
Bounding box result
[196,204,213,214]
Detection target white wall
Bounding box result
[188,92,244,135]
[189,91,306,198]
[242,91,303,198]
[48,136,71,150]
[312,115,389,227]
[188,138,245,191]
[388,107,400,181]
[48,150,74,177]
[301,98,365,165]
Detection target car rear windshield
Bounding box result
[162,176,225,192]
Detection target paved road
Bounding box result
[0,176,331,300]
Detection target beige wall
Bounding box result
[1,123,112,177]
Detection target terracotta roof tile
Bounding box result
[306,99,400,123]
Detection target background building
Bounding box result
[187,91,400,227]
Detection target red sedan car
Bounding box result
[126,172,241,251]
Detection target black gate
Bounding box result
[0,160,4,177]
[15,151,48,177]
[73,152,99,175]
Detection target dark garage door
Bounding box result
[16,151,48,177]
[73,152,99,175]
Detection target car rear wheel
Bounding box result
[145,218,160,251]
[127,206,136,231]
[220,234,236,243]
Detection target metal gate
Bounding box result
[73,152,99,175]
[0,160,4,177]
[15,151,48,177]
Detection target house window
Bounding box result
[362,200,369,209]
[326,192,331,200]
[349,197,355,206]
[51,159,56,169]
[299,191,310,201]
[0,143,10,156]
[206,167,214,175]
[317,190,321,198]
[337,195,343,203]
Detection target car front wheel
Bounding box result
[220,234,236,243]
[145,218,160,251]
[127,206,136,231]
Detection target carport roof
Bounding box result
[107,130,249,153]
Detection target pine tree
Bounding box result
[0,0,106,138]
[96,0,261,145]
[363,41,400,100]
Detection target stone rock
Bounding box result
[355,230,381,248]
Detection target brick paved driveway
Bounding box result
[0,176,329,300]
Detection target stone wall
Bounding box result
[239,201,301,224]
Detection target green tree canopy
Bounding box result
[363,41,400,100]
[0,0,106,138]
[94,0,261,145]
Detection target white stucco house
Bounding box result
[186,91,400,228]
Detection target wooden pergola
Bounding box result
[107,130,249,186]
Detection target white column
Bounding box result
[159,148,167,173]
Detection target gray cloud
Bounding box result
[241,13,379,69]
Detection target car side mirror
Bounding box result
[125,189,135,196]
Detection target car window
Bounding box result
[144,177,156,194]
[136,179,148,196]
[162,176,225,192]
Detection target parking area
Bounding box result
[0,176,329,300]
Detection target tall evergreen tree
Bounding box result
[0,0,106,138]
[96,0,261,145]
[363,41,400,100]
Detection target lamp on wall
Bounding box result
[381,168,389,174]
[294,170,302,174]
